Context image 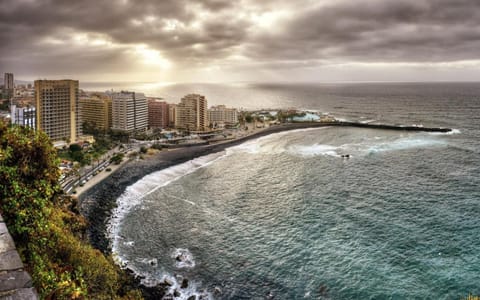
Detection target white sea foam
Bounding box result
[228,127,448,159]
[288,144,339,157]
[132,267,211,300]
[366,137,447,153]
[226,127,329,156]
[428,128,461,135]
[108,151,227,268]
[172,248,195,269]
[284,135,447,158]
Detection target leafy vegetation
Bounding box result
[0,100,9,110]
[139,146,148,154]
[110,153,125,165]
[0,121,142,299]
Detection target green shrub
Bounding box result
[110,153,124,165]
[0,121,143,299]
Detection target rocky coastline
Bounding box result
[77,121,452,299]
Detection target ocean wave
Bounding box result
[108,151,227,273]
[366,137,447,153]
[288,144,339,157]
[172,248,196,269]
[226,127,330,155]
[227,127,449,159]
[428,128,461,135]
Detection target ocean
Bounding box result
[92,82,480,299]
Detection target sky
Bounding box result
[1,0,480,83]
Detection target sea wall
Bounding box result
[0,214,38,299]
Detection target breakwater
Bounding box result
[331,121,452,132]
[268,121,452,133]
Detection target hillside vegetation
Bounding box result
[0,121,142,299]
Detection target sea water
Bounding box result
[101,82,480,299]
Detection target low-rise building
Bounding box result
[11,105,35,129]
[208,105,238,126]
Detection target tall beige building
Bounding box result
[176,94,208,131]
[111,91,148,133]
[79,94,112,132]
[35,79,82,143]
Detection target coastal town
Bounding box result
[0,73,338,196]
[0,72,455,300]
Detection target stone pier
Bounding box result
[0,214,38,300]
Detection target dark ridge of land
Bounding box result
[334,121,452,132]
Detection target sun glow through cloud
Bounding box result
[134,45,172,69]
[4,0,480,82]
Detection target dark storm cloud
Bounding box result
[248,0,480,63]
[1,0,480,79]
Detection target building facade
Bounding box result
[175,94,208,131]
[79,94,112,132]
[3,73,14,100]
[168,103,177,128]
[111,91,148,133]
[208,105,238,126]
[35,79,82,143]
[148,99,169,129]
[11,105,35,129]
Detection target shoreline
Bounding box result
[78,121,452,251]
[77,121,452,297]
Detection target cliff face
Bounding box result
[0,213,38,299]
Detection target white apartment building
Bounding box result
[11,105,35,130]
[111,91,148,133]
[208,105,238,125]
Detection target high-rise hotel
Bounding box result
[35,79,82,144]
[111,91,148,133]
[79,93,112,132]
[176,94,208,131]
[148,99,169,129]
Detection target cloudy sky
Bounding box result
[1,0,480,83]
